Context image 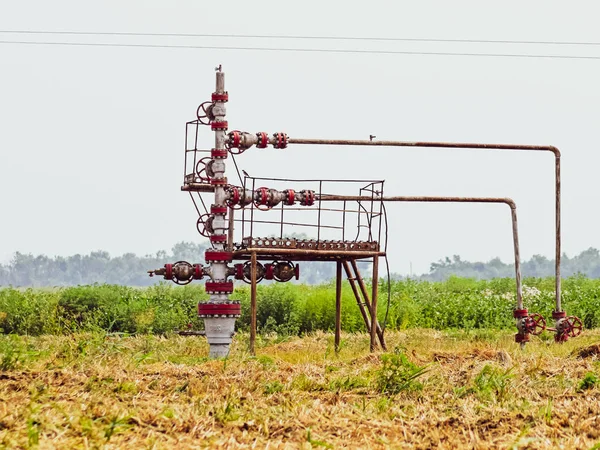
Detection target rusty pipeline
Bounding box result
[288,138,561,313]
[317,194,523,310]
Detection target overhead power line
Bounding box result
[1,29,600,47]
[1,39,600,60]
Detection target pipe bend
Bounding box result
[502,198,517,210]
[547,146,561,158]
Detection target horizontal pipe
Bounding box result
[287,138,560,156]
[288,137,560,312]
[317,194,523,309]
[319,194,516,209]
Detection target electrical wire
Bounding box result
[2,29,600,47]
[1,39,600,60]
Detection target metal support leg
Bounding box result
[350,260,386,350]
[335,261,342,353]
[370,256,379,352]
[250,252,257,355]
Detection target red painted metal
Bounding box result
[210,177,228,185]
[257,132,268,148]
[211,92,229,102]
[211,148,228,159]
[211,205,228,215]
[285,189,295,206]
[205,250,233,263]
[264,263,274,280]
[210,234,227,243]
[211,121,228,130]
[198,302,241,317]
[205,281,234,293]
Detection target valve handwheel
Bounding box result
[196,214,214,237]
[242,261,265,284]
[273,261,295,282]
[564,316,583,337]
[196,101,214,125]
[195,157,214,182]
[525,313,546,335]
[171,261,194,285]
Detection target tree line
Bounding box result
[2,242,600,287]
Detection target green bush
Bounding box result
[1,276,599,336]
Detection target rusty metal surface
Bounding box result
[232,248,386,261]
[335,261,342,352]
[181,183,215,192]
[240,237,379,252]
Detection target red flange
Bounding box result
[227,186,240,207]
[264,263,274,280]
[256,132,268,148]
[229,131,241,148]
[205,281,234,294]
[198,302,241,317]
[295,264,300,280]
[211,205,228,215]
[211,92,229,102]
[211,177,228,186]
[211,148,228,159]
[193,264,203,279]
[210,234,227,244]
[273,132,288,149]
[254,187,272,211]
[234,263,244,280]
[301,190,315,206]
[205,250,233,263]
[211,121,228,130]
[515,333,530,343]
[552,311,567,320]
[513,309,528,319]
[285,189,295,206]
[165,263,173,280]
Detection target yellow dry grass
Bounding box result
[1,329,599,449]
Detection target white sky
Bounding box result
[1,1,599,275]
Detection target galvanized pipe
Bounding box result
[318,195,524,310]
[289,138,561,312]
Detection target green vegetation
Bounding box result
[1,275,600,336]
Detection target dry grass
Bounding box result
[1,330,600,449]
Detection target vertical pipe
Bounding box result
[335,261,342,353]
[280,202,284,238]
[228,207,235,251]
[250,251,257,355]
[555,157,561,312]
[370,256,379,352]
[342,200,346,242]
[510,206,523,310]
[317,180,323,242]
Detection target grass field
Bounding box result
[1,329,600,449]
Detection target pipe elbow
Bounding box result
[548,146,561,158]
[503,198,517,210]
